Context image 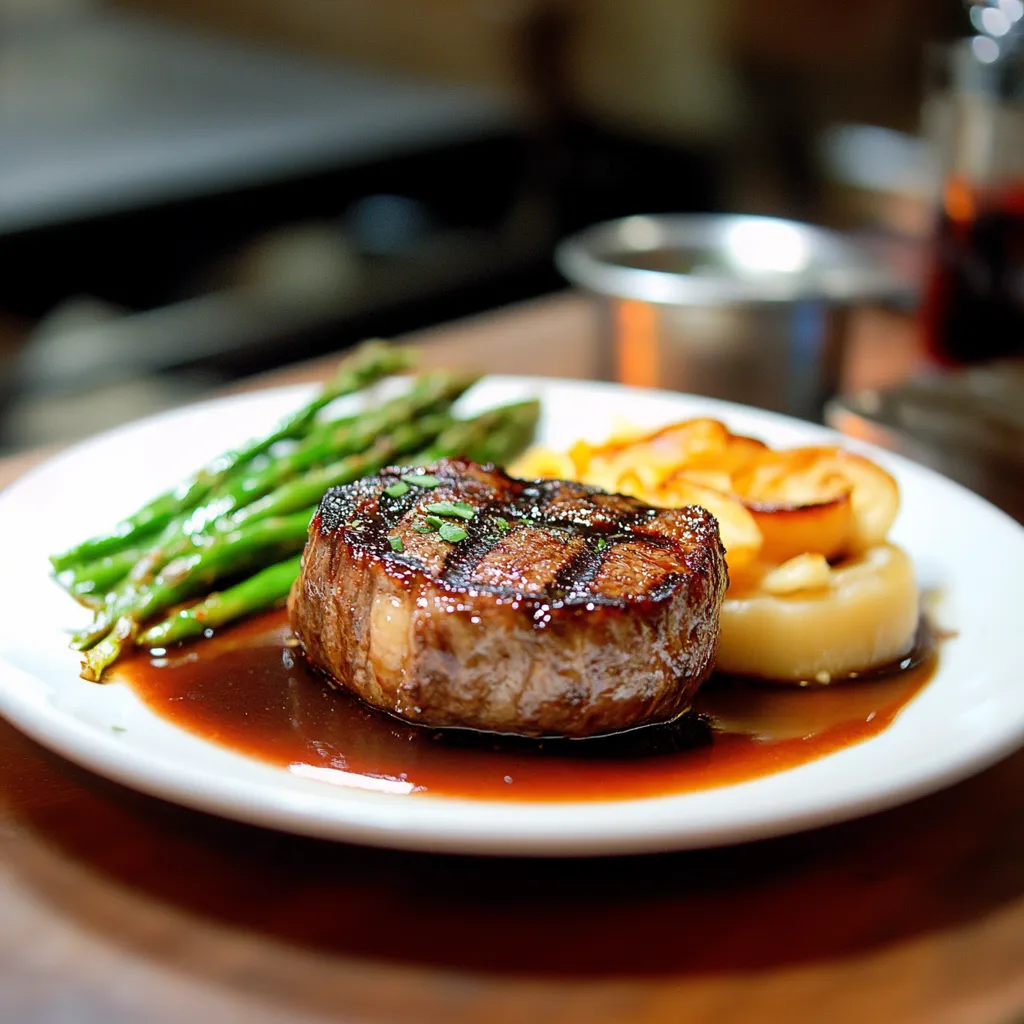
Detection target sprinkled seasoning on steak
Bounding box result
[288,458,727,738]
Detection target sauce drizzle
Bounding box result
[117,610,935,802]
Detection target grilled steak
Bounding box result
[288,458,727,738]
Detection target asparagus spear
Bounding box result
[57,411,364,604]
[63,372,476,614]
[132,399,541,651]
[414,399,540,465]
[50,340,412,572]
[137,556,304,647]
[71,403,459,653]
[64,396,519,607]
[59,550,142,605]
[81,511,314,681]
[77,404,461,669]
[177,371,477,533]
[227,412,454,529]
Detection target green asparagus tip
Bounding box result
[81,615,137,682]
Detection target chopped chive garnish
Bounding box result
[495,517,510,531]
[423,515,444,531]
[424,501,475,520]
[401,473,441,488]
[595,537,607,551]
[413,524,434,534]
[111,725,126,733]
[384,480,410,498]
[388,535,404,553]
[438,522,467,543]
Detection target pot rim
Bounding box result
[555,213,914,306]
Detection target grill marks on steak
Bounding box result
[290,458,728,738]
[318,465,704,608]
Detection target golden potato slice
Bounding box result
[612,469,658,506]
[835,451,900,551]
[673,468,736,492]
[588,420,767,494]
[595,418,731,459]
[568,438,597,477]
[675,433,768,475]
[579,455,635,495]
[507,447,576,481]
[656,476,763,570]
[732,447,852,507]
[751,492,855,563]
[594,422,724,491]
[731,446,899,559]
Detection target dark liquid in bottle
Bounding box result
[921,178,1024,364]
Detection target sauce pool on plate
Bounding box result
[115,610,934,802]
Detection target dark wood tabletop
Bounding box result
[1,293,1021,1024]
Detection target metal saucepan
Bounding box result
[555,213,913,421]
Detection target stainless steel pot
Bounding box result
[555,213,912,421]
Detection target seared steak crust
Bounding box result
[288,458,727,738]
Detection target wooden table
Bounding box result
[1,294,1021,1024]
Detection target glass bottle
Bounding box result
[920,22,1024,363]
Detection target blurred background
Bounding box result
[0,0,967,452]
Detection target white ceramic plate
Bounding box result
[0,377,1022,856]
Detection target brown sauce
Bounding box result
[115,610,935,802]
